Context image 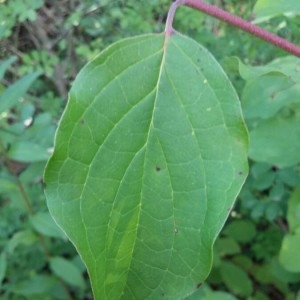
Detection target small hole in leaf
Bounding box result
[174,228,179,234]
[155,166,161,172]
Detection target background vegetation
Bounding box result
[0,0,300,299]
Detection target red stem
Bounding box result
[165,0,300,57]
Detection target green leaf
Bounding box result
[215,237,241,256]
[286,187,300,233]
[224,56,290,82]
[49,256,85,289]
[270,257,300,283]
[265,202,281,221]
[278,167,300,187]
[0,174,17,193]
[253,0,300,22]
[231,255,253,272]
[242,74,300,120]
[248,113,300,168]
[11,275,56,297]
[30,212,66,239]
[269,181,285,202]
[265,56,300,84]
[251,168,275,191]
[186,284,237,300]
[220,261,253,297]
[224,56,300,121]
[0,253,6,288]
[205,291,238,300]
[279,234,300,272]
[225,56,300,83]
[44,33,248,299]
[0,71,41,114]
[223,220,256,243]
[19,161,46,184]
[0,55,17,81]
[7,229,37,253]
[7,140,50,162]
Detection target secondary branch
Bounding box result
[166,0,300,57]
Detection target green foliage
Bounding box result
[44,32,248,299]
[0,68,41,114]
[49,256,86,290]
[1,0,300,299]
[186,284,238,300]
[233,56,300,168]
[254,0,300,22]
[214,22,300,297]
[279,188,300,272]
[0,0,44,39]
[0,55,89,299]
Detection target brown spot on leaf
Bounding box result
[196,282,202,289]
[155,166,161,172]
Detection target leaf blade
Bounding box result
[0,71,41,113]
[45,32,248,299]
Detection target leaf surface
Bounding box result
[30,212,66,239]
[241,74,300,120]
[49,256,86,289]
[44,32,248,299]
[7,140,50,162]
[0,71,41,114]
[0,56,17,81]
[286,187,300,233]
[220,261,252,297]
[254,0,300,22]
[279,234,300,272]
[248,112,300,168]
[0,253,6,288]
[279,187,300,273]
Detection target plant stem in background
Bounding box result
[166,0,300,57]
